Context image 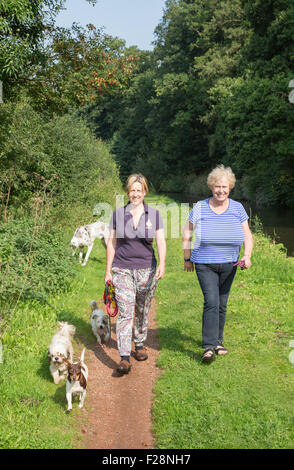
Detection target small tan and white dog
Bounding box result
[90,300,111,345]
[66,348,88,413]
[48,322,76,384]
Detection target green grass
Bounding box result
[1,194,294,449]
[149,195,294,449]
[0,235,106,449]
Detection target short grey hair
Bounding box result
[207,164,236,189]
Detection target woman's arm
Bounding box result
[182,220,194,272]
[155,228,166,280]
[104,228,117,283]
[241,220,253,269]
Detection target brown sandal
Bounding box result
[201,348,215,363]
[215,344,228,355]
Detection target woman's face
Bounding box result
[128,181,145,206]
[211,176,231,203]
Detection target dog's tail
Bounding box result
[80,348,86,363]
[90,300,98,310]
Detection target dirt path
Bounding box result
[75,298,161,449]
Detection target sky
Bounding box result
[54,0,167,50]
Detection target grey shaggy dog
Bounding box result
[90,301,111,345]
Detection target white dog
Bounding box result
[66,348,88,413]
[70,221,109,267]
[90,300,111,345]
[48,322,76,385]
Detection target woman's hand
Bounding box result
[240,255,252,269]
[104,271,113,284]
[155,228,166,280]
[155,263,165,280]
[184,260,194,272]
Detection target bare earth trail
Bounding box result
[75,299,161,449]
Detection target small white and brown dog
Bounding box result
[48,322,76,385]
[65,348,88,413]
[90,300,111,345]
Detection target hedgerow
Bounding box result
[0,218,76,308]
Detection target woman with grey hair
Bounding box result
[182,164,253,363]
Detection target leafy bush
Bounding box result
[0,217,76,306]
[0,98,121,220]
[0,96,122,324]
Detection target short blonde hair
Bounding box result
[125,173,149,195]
[207,164,236,189]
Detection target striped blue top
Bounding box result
[188,198,248,264]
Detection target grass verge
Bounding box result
[0,234,106,449]
[148,194,294,449]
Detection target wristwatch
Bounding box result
[184,258,191,262]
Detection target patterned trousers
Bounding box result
[112,267,158,357]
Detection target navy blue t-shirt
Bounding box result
[110,202,163,269]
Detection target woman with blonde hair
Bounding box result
[182,164,253,363]
[105,173,166,374]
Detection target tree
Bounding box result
[22,24,141,114]
[110,0,250,190]
[240,0,294,76]
[0,0,97,80]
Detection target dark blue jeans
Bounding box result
[195,263,237,350]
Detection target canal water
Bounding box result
[167,193,294,257]
[244,203,294,257]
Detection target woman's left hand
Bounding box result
[241,255,252,269]
[155,263,165,280]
